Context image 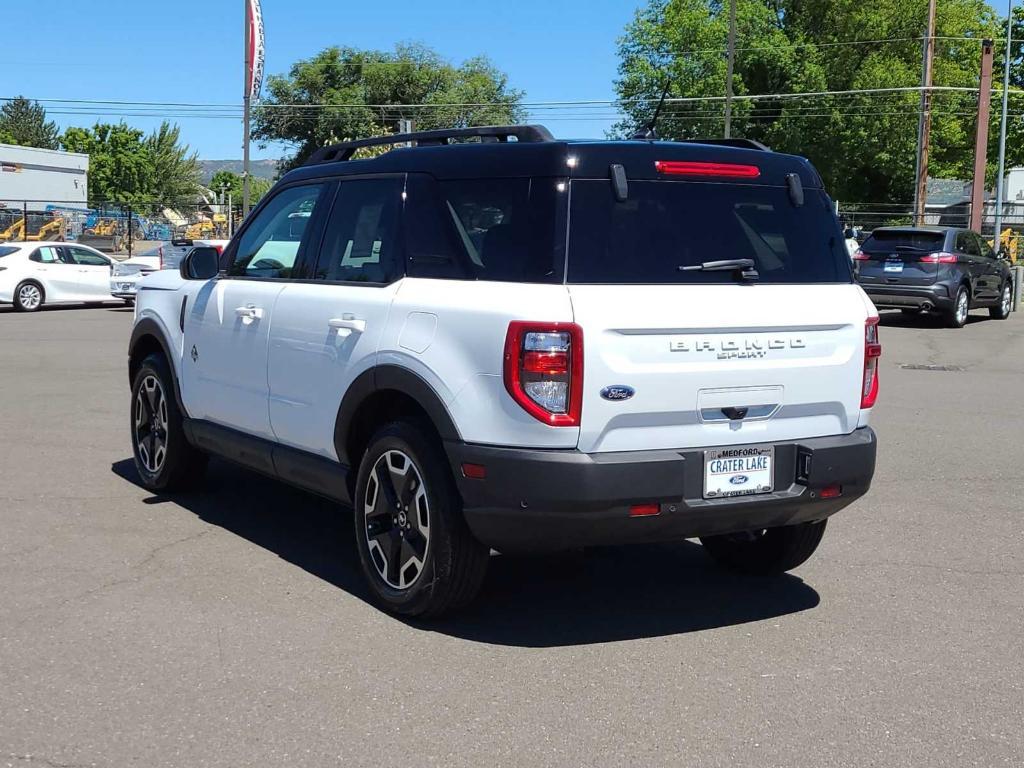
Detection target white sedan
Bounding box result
[0,241,121,312]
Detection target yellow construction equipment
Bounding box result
[0,218,24,241]
[988,228,1019,263]
[0,217,66,242]
[78,218,124,252]
[178,219,215,240]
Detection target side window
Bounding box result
[314,178,402,283]
[30,246,60,264]
[67,247,110,266]
[975,233,995,259]
[404,174,470,280]
[228,184,326,278]
[956,232,980,256]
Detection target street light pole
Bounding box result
[724,0,737,138]
[994,0,1014,243]
[913,0,938,225]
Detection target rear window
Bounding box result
[567,180,851,284]
[0,246,18,258]
[863,230,945,252]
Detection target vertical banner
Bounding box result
[247,0,265,99]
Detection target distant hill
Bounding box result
[200,159,279,184]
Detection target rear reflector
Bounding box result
[655,160,760,178]
[629,504,660,517]
[461,463,487,480]
[820,484,843,499]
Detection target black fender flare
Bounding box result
[128,318,188,416]
[334,365,461,466]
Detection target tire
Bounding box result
[130,353,207,492]
[990,281,1012,320]
[353,421,489,618]
[700,520,827,575]
[13,281,44,312]
[946,285,970,328]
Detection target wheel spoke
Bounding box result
[386,532,403,586]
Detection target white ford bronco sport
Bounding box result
[128,125,879,617]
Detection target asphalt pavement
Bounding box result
[1,302,1021,767]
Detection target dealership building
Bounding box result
[0,143,89,210]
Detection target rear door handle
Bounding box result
[235,305,263,321]
[328,316,366,333]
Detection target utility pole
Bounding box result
[994,0,1015,243]
[913,0,938,225]
[242,0,252,218]
[970,39,995,232]
[724,0,737,138]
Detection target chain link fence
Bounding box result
[0,200,244,259]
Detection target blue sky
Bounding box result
[1,0,643,160]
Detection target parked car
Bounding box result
[128,125,879,617]
[0,241,118,311]
[162,238,229,272]
[854,226,1014,327]
[110,247,162,303]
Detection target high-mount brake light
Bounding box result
[917,252,957,264]
[503,322,583,427]
[861,317,882,409]
[655,160,761,178]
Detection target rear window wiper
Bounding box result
[679,258,759,280]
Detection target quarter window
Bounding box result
[314,178,403,283]
[229,184,327,278]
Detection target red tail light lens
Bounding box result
[655,160,760,178]
[861,317,882,408]
[503,322,583,426]
[918,252,957,263]
[853,248,870,261]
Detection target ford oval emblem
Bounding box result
[600,385,635,402]
[729,475,749,485]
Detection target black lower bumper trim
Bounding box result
[864,285,952,310]
[447,428,877,552]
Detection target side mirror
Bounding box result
[180,246,220,280]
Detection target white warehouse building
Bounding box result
[0,143,89,210]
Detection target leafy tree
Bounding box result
[614,0,999,203]
[209,170,271,204]
[253,43,526,170]
[60,121,202,205]
[0,96,60,149]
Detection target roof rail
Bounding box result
[680,138,772,152]
[305,124,555,165]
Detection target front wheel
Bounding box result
[700,520,827,575]
[130,353,207,492]
[990,282,1012,320]
[353,421,488,617]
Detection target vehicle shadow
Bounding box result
[111,458,821,647]
[877,309,988,328]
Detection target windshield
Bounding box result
[0,246,19,258]
[567,180,851,284]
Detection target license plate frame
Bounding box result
[703,445,775,499]
[883,260,904,274]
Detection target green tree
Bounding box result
[614,0,998,203]
[0,96,60,149]
[253,43,526,170]
[61,121,202,205]
[209,170,271,204]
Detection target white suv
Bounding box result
[127,125,879,617]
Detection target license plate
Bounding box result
[120,283,134,291]
[703,446,774,499]
[884,261,903,273]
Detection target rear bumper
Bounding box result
[447,428,877,553]
[863,283,952,310]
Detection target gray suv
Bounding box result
[854,226,1014,327]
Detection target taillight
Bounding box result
[861,317,881,408]
[503,322,583,426]
[918,252,957,263]
[654,160,760,178]
[853,248,870,261]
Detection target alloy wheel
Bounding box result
[134,375,169,474]
[18,284,41,310]
[956,290,969,325]
[363,450,430,590]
